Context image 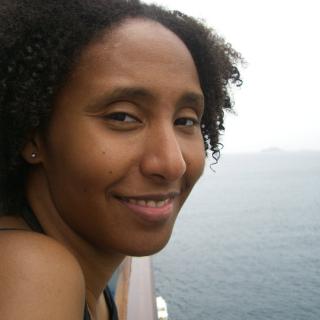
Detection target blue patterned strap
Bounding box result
[84,286,119,320]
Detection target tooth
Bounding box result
[146,200,156,207]
[138,200,146,206]
[156,200,165,207]
[129,198,137,204]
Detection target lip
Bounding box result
[115,192,179,223]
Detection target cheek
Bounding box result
[45,121,125,182]
[55,150,124,193]
[185,137,206,186]
[190,150,205,183]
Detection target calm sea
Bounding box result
[153,151,320,320]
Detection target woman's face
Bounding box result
[38,19,205,256]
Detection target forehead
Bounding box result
[71,18,200,83]
[54,18,203,115]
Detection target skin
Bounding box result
[0,18,205,319]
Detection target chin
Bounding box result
[129,243,169,257]
[120,232,173,257]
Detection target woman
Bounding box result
[0,0,242,319]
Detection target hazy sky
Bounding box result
[143,0,320,153]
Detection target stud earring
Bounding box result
[31,152,37,158]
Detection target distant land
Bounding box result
[261,147,284,153]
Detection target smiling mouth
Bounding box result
[115,193,179,223]
[121,197,171,208]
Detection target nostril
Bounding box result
[151,173,167,181]
[140,134,187,181]
[140,157,186,182]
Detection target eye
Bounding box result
[174,118,199,127]
[105,112,138,123]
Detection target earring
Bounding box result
[31,152,37,159]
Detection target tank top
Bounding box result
[0,207,119,320]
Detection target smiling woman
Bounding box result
[0,1,242,319]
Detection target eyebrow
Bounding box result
[177,92,205,113]
[85,86,204,113]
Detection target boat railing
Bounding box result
[114,256,158,320]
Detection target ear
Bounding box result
[21,131,44,165]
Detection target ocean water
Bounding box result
[153,151,320,320]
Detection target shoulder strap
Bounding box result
[104,286,119,320]
[0,228,27,231]
[21,205,44,233]
[83,286,119,320]
[83,304,90,320]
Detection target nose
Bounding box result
[140,126,187,182]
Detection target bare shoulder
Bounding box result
[0,231,85,319]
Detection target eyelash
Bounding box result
[174,117,199,127]
[104,112,199,127]
[105,112,139,123]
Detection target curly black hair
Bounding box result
[0,0,242,214]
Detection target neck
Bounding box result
[25,168,125,311]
